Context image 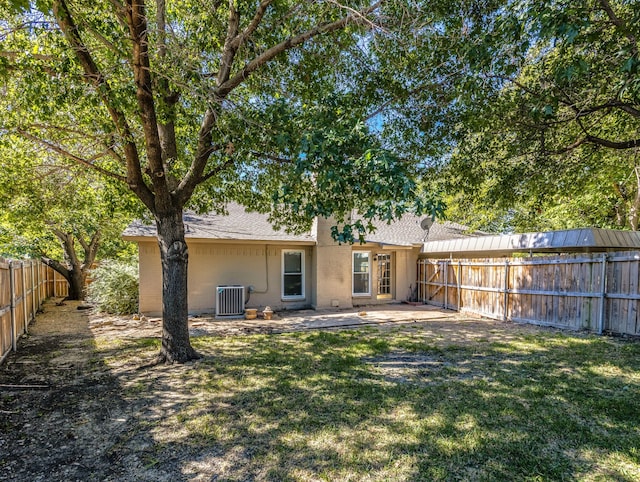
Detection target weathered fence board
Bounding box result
[0,259,68,365]
[418,251,640,336]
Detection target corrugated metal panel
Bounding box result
[422,228,640,258]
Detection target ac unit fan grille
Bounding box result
[216,285,245,317]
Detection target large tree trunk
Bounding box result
[67,269,87,300]
[155,209,199,363]
[41,258,87,301]
[44,229,101,301]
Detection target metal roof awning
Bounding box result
[421,228,640,258]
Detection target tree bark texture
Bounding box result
[155,209,199,362]
[67,269,87,300]
[41,256,86,300]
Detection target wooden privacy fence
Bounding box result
[417,251,640,336]
[0,258,69,365]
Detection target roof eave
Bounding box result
[122,235,316,245]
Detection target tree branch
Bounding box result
[0,50,58,75]
[216,1,382,98]
[585,134,640,150]
[175,109,220,205]
[250,151,295,164]
[106,0,128,26]
[79,230,101,268]
[485,74,541,97]
[77,234,90,254]
[125,0,169,206]
[181,2,380,204]
[0,50,58,62]
[85,24,129,59]
[228,0,273,51]
[574,101,640,118]
[598,0,638,55]
[199,157,236,183]
[51,228,81,272]
[17,129,128,182]
[52,0,154,210]
[26,123,110,141]
[217,0,241,86]
[156,0,180,191]
[325,0,385,31]
[548,136,588,155]
[40,256,70,280]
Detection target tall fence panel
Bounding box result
[0,259,68,365]
[605,253,640,335]
[417,251,640,336]
[53,269,69,298]
[0,259,12,365]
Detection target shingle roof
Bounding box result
[365,214,478,247]
[122,204,316,243]
[122,203,476,246]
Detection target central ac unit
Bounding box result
[216,285,245,317]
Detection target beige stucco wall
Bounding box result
[137,241,313,315]
[135,226,423,315]
[138,242,162,314]
[312,217,354,309]
[396,247,421,302]
[311,218,421,308]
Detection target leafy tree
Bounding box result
[0,136,137,299]
[435,0,640,232]
[0,1,442,362]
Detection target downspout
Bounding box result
[247,244,270,304]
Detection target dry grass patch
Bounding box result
[84,324,640,481]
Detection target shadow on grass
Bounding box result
[88,327,640,481]
[0,317,157,481]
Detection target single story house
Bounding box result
[123,203,474,316]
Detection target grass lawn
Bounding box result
[96,324,640,481]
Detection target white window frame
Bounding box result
[352,251,371,296]
[282,249,305,300]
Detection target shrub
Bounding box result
[87,259,139,314]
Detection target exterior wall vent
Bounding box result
[215,285,245,317]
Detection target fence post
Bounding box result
[598,253,608,334]
[30,261,36,320]
[21,261,28,335]
[34,262,38,308]
[504,259,510,321]
[444,260,449,310]
[9,261,16,352]
[36,261,41,308]
[457,260,462,311]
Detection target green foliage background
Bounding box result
[87,259,139,315]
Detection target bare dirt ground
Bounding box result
[0,299,551,481]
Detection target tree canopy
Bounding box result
[427,0,640,232]
[0,134,138,298]
[0,0,447,361]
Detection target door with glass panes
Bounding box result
[376,253,392,299]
